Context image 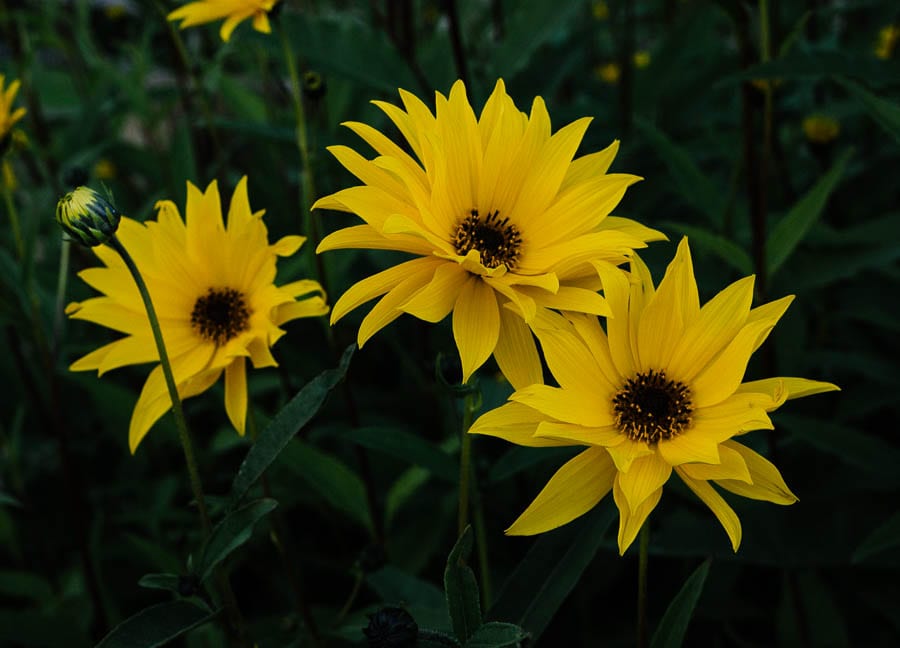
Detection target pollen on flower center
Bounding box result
[191,288,251,345]
[612,369,693,444]
[453,209,522,270]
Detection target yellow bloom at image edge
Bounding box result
[469,238,839,554]
[66,177,329,453]
[168,0,279,42]
[56,186,121,247]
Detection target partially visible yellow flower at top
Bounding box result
[470,238,839,554]
[633,51,651,68]
[314,79,663,387]
[875,24,899,59]
[595,62,620,84]
[66,177,328,452]
[0,75,27,143]
[168,0,279,42]
[802,114,839,144]
[592,1,609,20]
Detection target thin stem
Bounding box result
[2,181,24,260]
[470,465,492,608]
[457,389,476,536]
[637,522,650,648]
[444,0,470,87]
[106,235,211,535]
[53,239,70,349]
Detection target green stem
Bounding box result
[2,179,24,260]
[457,388,476,536]
[53,239,70,348]
[637,522,650,648]
[106,235,211,536]
[470,465,492,608]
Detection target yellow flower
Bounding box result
[315,79,662,386]
[168,0,279,42]
[67,177,328,452]
[595,62,620,84]
[875,25,899,59]
[592,1,609,20]
[94,158,117,180]
[56,186,122,247]
[633,50,651,68]
[470,238,839,554]
[0,75,27,143]
[802,114,839,144]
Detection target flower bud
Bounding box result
[362,607,418,648]
[56,186,121,247]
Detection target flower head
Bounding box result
[56,186,121,247]
[168,0,279,42]
[315,79,662,387]
[875,24,899,59]
[802,114,840,144]
[595,63,620,84]
[67,177,328,452]
[0,75,27,149]
[470,238,839,554]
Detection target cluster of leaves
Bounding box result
[0,1,898,647]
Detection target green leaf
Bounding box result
[137,573,181,594]
[279,440,374,532]
[661,222,753,275]
[635,118,724,227]
[650,559,711,648]
[419,629,463,648]
[230,345,354,506]
[853,510,900,563]
[489,502,615,640]
[367,566,452,631]
[0,492,21,508]
[488,0,582,81]
[464,622,529,648]
[834,76,900,144]
[765,149,852,278]
[95,601,219,648]
[340,425,458,483]
[198,498,278,582]
[0,570,53,602]
[445,526,482,643]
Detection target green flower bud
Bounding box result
[56,186,121,247]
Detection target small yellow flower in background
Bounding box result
[875,24,899,59]
[595,62,620,84]
[168,0,279,42]
[56,186,122,247]
[67,177,328,452]
[592,1,609,20]
[0,75,27,144]
[94,158,117,180]
[750,78,782,93]
[633,50,651,68]
[802,114,840,144]
[315,79,663,387]
[470,238,839,554]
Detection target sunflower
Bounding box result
[469,238,838,554]
[0,75,27,143]
[168,0,279,42]
[67,177,328,452]
[315,79,663,386]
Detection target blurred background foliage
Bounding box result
[0,0,899,646]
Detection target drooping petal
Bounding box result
[469,402,570,447]
[715,441,798,505]
[506,448,615,535]
[401,262,469,323]
[606,438,654,472]
[453,277,501,383]
[676,468,742,551]
[735,377,840,411]
[224,357,248,436]
[613,477,663,555]
[678,444,751,482]
[616,453,672,512]
[657,430,723,466]
[492,306,543,391]
[330,257,440,324]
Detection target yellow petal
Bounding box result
[592,260,636,377]
[506,448,615,535]
[493,305,543,391]
[523,285,611,317]
[357,262,439,345]
[735,377,840,411]
[678,444,750,482]
[511,384,613,427]
[746,295,794,352]
[224,357,247,435]
[606,437,654,472]
[401,262,468,323]
[676,468,742,551]
[469,402,570,447]
[558,140,620,192]
[533,315,616,394]
[252,10,271,33]
[331,257,439,324]
[616,453,672,512]
[565,312,622,388]
[613,476,663,555]
[715,440,798,505]
[656,430,723,466]
[453,277,500,383]
[534,421,623,446]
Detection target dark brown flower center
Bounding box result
[612,369,693,443]
[453,209,522,270]
[191,288,251,345]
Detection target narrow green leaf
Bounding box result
[445,526,482,643]
[279,440,374,532]
[367,566,452,631]
[661,222,753,275]
[198,498,278,582]
[797,571,850,647]
[834,76,900,144]
[95,601,219,648]
[137,573,181,594]
[464,622,529,648]
[489,0,582,81]
[765,149,852,278]
[853,511,900,563]
[650,559,711,648]
[340,426,458,483]
[230,345,354,506]
[635,118,724,227]
[489,502,615,640]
